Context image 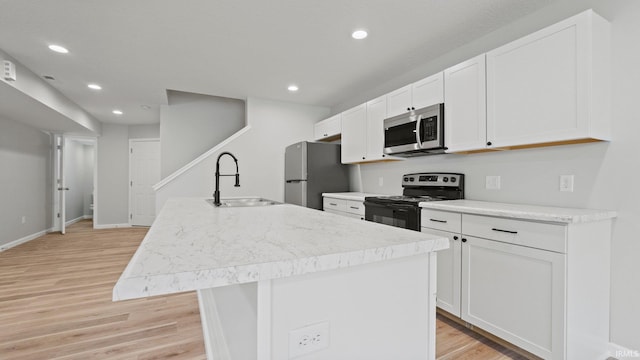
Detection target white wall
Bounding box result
[0,117,52,247]
[341,0,640,352]
[129,124,160,139]
[82,144,94,216]
[96,124,130,226]
[64,139,85,222]
[156,97,329,210]
[160,91,245,178]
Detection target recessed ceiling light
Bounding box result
[48,44,69,54]
[352,30,368,40]
[288,85,299,92]
[140,105,151,110]
[112,110,123,115]
[87,84,102,90]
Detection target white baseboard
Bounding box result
[0,229,49,252]
[609,342,640,359]
[83,215,93,220]
[93,223,131,229]
[65,216,86,227]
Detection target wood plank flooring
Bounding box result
[1,220,533,359]
[0,221,206,360]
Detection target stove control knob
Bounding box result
[443,177,449,182]
[450,177,456,183]
[404,177,409,182]
[410,177,415,182]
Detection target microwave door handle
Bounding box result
[415,114,423,148]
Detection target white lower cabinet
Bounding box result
[422,209,612,360]
[462,235,565,359]
[323,197,365,220]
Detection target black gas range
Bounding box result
[364,173,464,231]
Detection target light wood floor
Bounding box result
[1,220,531,359]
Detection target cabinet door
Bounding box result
[386,84,412,118]
[422,228,461,317]
[365,96,387,161]
[412,72,444,109]
[444,55,487,153]
[340,104,367,163]
[461,236,565,359]
[313,114,341,141]
[486,11,609,147]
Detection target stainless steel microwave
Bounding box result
[383,103,445,156]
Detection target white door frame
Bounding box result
[128,138,160,226]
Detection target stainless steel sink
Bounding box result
[206,197,282,207]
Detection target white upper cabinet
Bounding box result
[386,72,444,118]
[412,72,444,110]
[341,97,392,164]
[340,104,368,163]
[386,85,413,118]
[486,10,611,148]
[365,95,389,161]
[313,114,341,141]
[444,55,487,153]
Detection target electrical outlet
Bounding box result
[486,175,501,190]
[378,177,384,187]
[21,216,26,224]
[560,175,574,192]
[289,321,329,358]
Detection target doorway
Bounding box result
[52,135,97,234]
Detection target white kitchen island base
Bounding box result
[198,254,437,360]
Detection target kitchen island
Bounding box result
[113,197,449,360]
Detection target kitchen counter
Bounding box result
[419,199,617,224]
[114,197,446,300]
[321,191,386,201]
[113,197,447,359]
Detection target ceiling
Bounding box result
[0,0,556,126]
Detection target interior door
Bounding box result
[129,139,161,226]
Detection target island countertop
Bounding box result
[113,197,448,301]
[419,199,617,224]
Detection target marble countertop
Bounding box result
[113,197,448,301]
[419,200,617,224]
[322,192,387,201]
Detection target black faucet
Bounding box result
[213,152,240,206]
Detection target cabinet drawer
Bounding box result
[462,214,566,253]
[421,209,462,233]
[345,200,365,216]
[323,198,347,212]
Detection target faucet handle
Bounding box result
[234,173,240,187]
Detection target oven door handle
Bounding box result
[415,114,423,148]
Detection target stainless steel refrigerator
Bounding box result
[284,141,350,210]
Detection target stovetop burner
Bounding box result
[365,172,465,206]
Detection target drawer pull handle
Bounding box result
[492,228,518,234]
[349,206,359,210]
[430,219,447,223]
[329,203,338,206]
